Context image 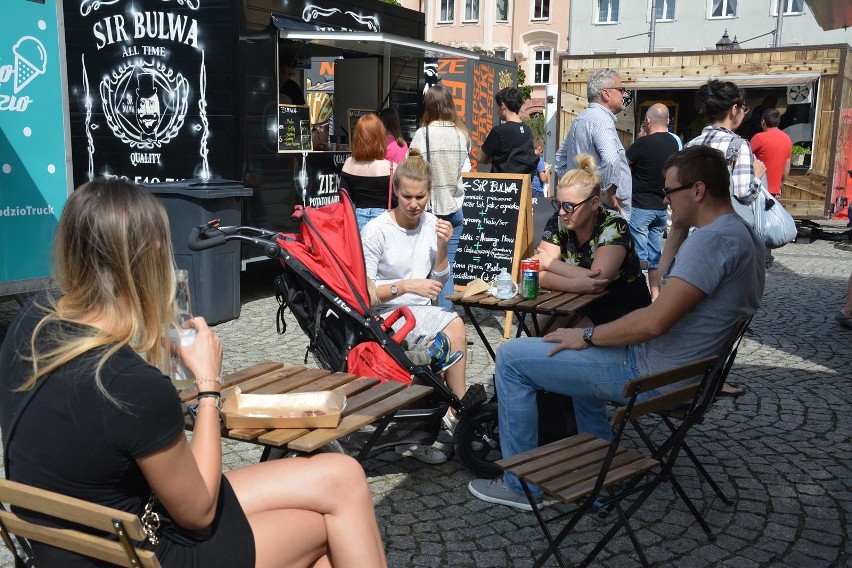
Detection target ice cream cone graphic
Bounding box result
[13,36,47,94]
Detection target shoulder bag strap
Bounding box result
[425,126,431,163]
[387,161,394,210]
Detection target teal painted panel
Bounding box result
[0,0,68,285]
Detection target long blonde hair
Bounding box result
[22,178,176,400]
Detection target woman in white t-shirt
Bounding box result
[361,149,468,463]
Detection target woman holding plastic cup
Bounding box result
[0,178,387,567]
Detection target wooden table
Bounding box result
[179,362,433,461]
[447,289,607,361]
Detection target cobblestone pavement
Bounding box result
[0,237,850,567]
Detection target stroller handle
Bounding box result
[187,222,281,258]
[188,226,227,251]
[381,306,417,343]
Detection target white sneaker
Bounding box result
[442,413,459,434]
[395,444,448,464]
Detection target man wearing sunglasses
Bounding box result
[469,145,765,511]
[553,69,633,221]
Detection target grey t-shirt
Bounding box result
[631,213,765,376]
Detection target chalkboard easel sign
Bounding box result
[455,172,534,287]
[278,104,313,153]
[455,172,534,337]
[347,108,376,146]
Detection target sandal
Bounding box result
[716,382,746,398]
[834,311,852,330]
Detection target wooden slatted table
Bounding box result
[179,362,433,461]
[447,289,607,361]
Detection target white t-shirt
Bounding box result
[361,211,450,309]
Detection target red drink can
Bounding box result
[520,258,539,299]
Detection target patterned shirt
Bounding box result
[687,125,760,203]
[541,208,644,285]
[410,121,470,215]
[553,102,632,220]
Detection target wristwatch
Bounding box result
[582,326,596,347]
[390,283,399,296]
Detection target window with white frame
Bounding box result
[496,0,508,22]
[654,0,675,21]
[709,0,737,18]
[533,49,551,84]
[464,0,479,21]
[596,0,619,24]
[772,0,804,15]
[439,0,454,23]
[533,0,550,20]
[493,48,507,59]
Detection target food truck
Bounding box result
[0,0,72,298]
[61,0,516,259]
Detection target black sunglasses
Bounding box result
[605,86,628,94]
[552,195,594,214]
[663,182,695,198]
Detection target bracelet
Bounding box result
[197,391,221,399]
[194,375,223,387]
[196,397,222,411]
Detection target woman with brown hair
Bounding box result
[379,107,408,164]
[340,113,395,230]
[0,178,387,567]
[409,85,471,308]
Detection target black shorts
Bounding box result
[157,476,256,568]
[583,276,652,325]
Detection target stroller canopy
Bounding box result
[277,190,371,316]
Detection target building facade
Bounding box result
[568,0,852,54]
[402,0,569,115]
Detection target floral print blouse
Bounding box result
[540,208,644,284]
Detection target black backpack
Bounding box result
[494,145,539,174]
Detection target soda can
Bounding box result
[520,258,539,299]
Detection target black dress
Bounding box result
[0,299,255,567]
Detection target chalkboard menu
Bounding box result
[347,108,376,146]
[278,104,313,152]
[454,173,534,287]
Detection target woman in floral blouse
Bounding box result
[536,154,651,326]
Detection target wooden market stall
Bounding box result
[557,45,852,218]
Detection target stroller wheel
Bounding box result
[453,403,501,478]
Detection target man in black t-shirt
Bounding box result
[477,87,536,173]
[625,103,680,298]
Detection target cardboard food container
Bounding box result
[221,387,346,429]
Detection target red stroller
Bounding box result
[189,190,501,475]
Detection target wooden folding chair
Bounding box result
[496,355,722,568]
[0,479,160,567]
[624,318,752,541]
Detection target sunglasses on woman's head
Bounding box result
[552,195,594,214]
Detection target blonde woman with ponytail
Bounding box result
[537,154,651,327]
[0,178,387,568]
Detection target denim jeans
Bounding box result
[628,207,668,270]
[495,337,641,498]
[355,207,387,232]
[436,208,464,309]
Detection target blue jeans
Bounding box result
[355,208,387,232]
[436,208,464,309]
[628,207,667,270]
[495,337,642,498]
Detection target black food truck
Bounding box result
[62,0,516,264]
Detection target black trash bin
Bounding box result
[144,179,253,325]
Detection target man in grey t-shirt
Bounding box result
[468,145,765,511]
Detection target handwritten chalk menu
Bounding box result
[347,108,376,146]
[454,173,534,287]
[278,104,313,153]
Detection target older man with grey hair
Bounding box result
[554,69,633,220]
